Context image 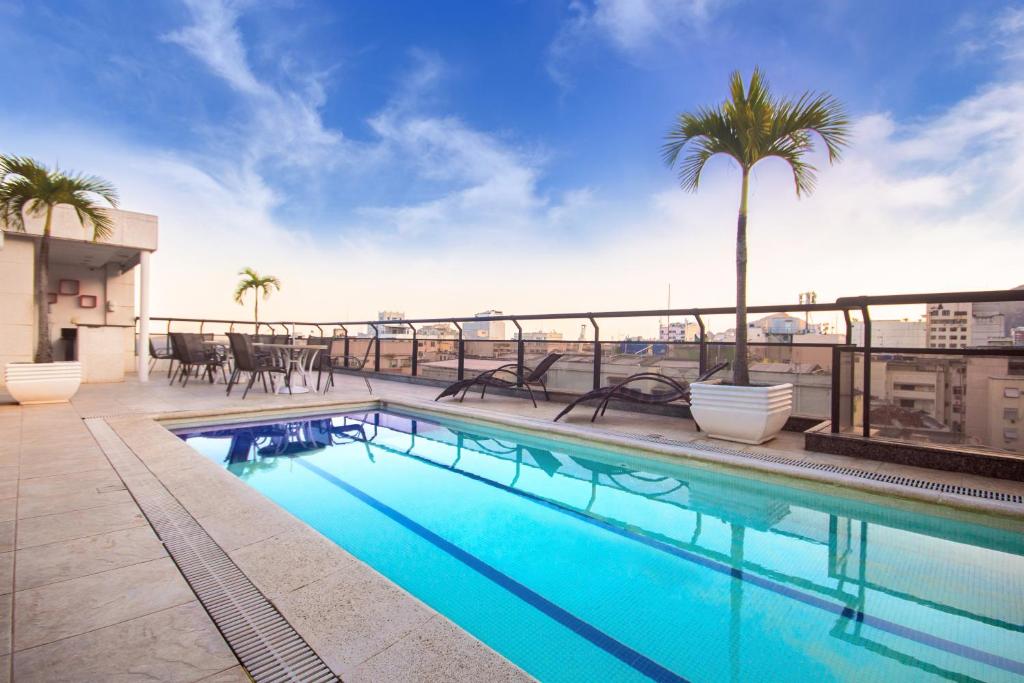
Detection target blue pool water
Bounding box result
[174,409,1024,682]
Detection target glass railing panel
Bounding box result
[862,350,1024,454]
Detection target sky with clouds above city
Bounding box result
[2,0,1022,335]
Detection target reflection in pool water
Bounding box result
[176,410,1024,683]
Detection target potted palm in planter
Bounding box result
[663,69,849,443]
[0,156,118,404]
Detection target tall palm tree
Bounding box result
[663,68,849,386]
[233,267,281,325]
[0,156,119,363]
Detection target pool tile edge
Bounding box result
[98,410,534,682]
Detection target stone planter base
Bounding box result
[690,381,793,444]
[4,361,82,404]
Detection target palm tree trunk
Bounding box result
[33,207,54,364]
[733,169,750,386]
[254,295,259,325]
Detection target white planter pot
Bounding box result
[4,362,82,405]
[690,381,793,445]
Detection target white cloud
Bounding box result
[164,0,343,171]
[548,0,721,89]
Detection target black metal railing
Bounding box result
[141,288,1024,449]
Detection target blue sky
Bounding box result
[2,1,1022,332]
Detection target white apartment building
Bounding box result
[522,330,564,341]
[464,310,506,340]
[850,320,927,348]
[926,302,1007,349]
[659,320,700,342]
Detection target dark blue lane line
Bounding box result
[295,460,689,683]
[345,445,1024,678]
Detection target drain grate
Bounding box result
[85,420,336,682]
[621,431,1024,505]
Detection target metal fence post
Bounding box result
[407,322,418,376]
[513,319,524,387]
[453,321,465,380]
[831,345,841,433]
[589,316,601,391]
[341,325,350,367]
[695,314,707,375]
[370,323,381,372]
[861,305,872,438]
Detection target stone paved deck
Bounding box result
[1,369,1022,681]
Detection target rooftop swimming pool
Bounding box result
[174,408,1024,682]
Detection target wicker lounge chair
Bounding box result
[553,361,729,422]
[435,353,563,407]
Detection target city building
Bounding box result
[1013,327,1024,346]
[751,313,807,338]
[521,330,564,341]
[926,302,1008,348]
[659,320,700,342]
[374,311,409,337]
[850,319,927,348]
[464,310,506,340]
[988,377,1023,453]
[0,206,158,386]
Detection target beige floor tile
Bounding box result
[230,526,361,599]
[0,523,13,554]
[15,501,146,550]
[350,615,527,682]
[15,526,167,591]
[0,483,16,502]
[273,566,434,676]
[17,487,131,520]
[18,457,112,481]
[17,468,122,500]
[13,557,194,651]
[0,554,11,596]
[196,503,302,553]
[0,594,10,656]
[12,601,236,683]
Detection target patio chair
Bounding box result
[149,336,175,376]
[172,333,229,386]
[434,353,563,408]
[317,337,373,395]
[553,361,729,422]
[226,332,290,398]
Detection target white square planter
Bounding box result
[690,381,793,445]
[4,362,82,405]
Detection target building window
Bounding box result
[899,399,915,408]
[1005,388,1022,398]
[1005,408,1020,422]
[1005,429,1019,442]
[942,310,951,316]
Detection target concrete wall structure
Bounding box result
[0,205,157,386]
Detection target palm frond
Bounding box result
[662,107,743,191]
[0,154,118,238]
[235,268,281,304]
[664,68,849,198]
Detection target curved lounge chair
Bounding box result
[553,361,729,422]
[435,353,563,408]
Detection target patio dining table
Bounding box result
[253,342,327,394]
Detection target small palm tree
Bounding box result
[233,267,281,324]
[0,156,119,363]
[663,68,849,386]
